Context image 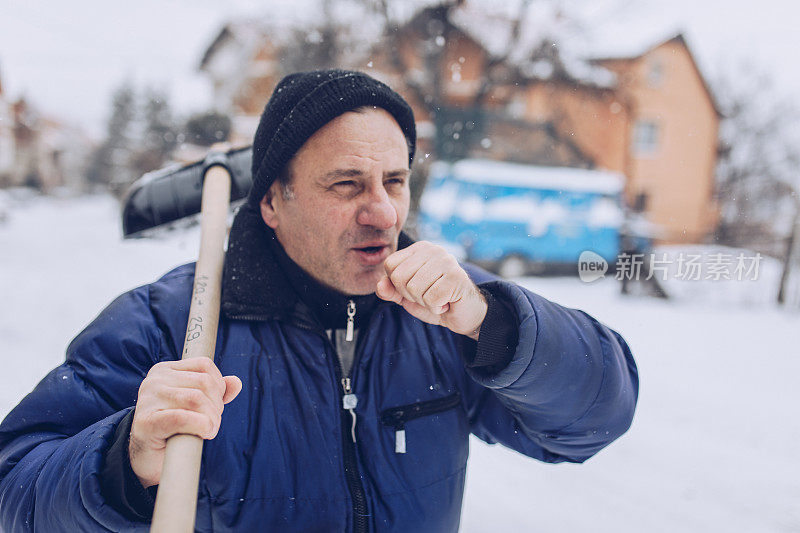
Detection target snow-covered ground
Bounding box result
[1,195,798,532]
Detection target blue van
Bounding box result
[418,159,626,276]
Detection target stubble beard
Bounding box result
[340,228,398,293]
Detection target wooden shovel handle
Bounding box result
[150,164,231,532]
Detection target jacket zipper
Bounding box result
[333,299,369,533]
[380,392,462,454]
[345,300,356,341]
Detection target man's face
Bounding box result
[260,107,411,295]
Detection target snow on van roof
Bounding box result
[439,159,624,194]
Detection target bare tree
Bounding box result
[277,0,384,75]
[713,66,800,250]
[361,0,537,214]
[712,64,800,304]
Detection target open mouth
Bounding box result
[352,244,390,265]
[356,246,384,254]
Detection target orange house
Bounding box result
[591,35,721,243]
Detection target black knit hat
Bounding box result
[247,69,417,208]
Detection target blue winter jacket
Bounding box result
[0,209,638,532]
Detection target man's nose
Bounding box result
[356,187,398,230]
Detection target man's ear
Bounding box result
[259,187,279,229]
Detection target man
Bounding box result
[0,70,638,532]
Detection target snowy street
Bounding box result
[1,195,798,532]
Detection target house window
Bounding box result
[648,60,664,87]
[632,120,660,157]
[632,191,648,212]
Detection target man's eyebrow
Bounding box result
[321,169,365,182]
[385,169,411,178]
[320,168,410,182]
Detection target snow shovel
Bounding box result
[122,145,252,238]
[122,148,252,532]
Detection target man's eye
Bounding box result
[333,181,356,188]
[385,178,405,186]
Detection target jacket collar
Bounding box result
[221,204,414,322]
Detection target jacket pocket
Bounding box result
[380,392,461,453]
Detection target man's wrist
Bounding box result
[465,289,488,341]
[458,282,519,373]
[128,434,158,489]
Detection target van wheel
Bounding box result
[498,255,528,278]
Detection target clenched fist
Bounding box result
[129,357,242,488]
[376,241,488,340]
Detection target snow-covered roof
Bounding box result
[510,51,617,89]
[446,3,617,89]
[587,31,722,116]
[199,19,292,71]
[448,4,519,59]
[436,159,624,194]
[586,27,686,62]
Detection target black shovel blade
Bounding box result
[121,146,253,238]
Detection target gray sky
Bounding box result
[1,0,798,137]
